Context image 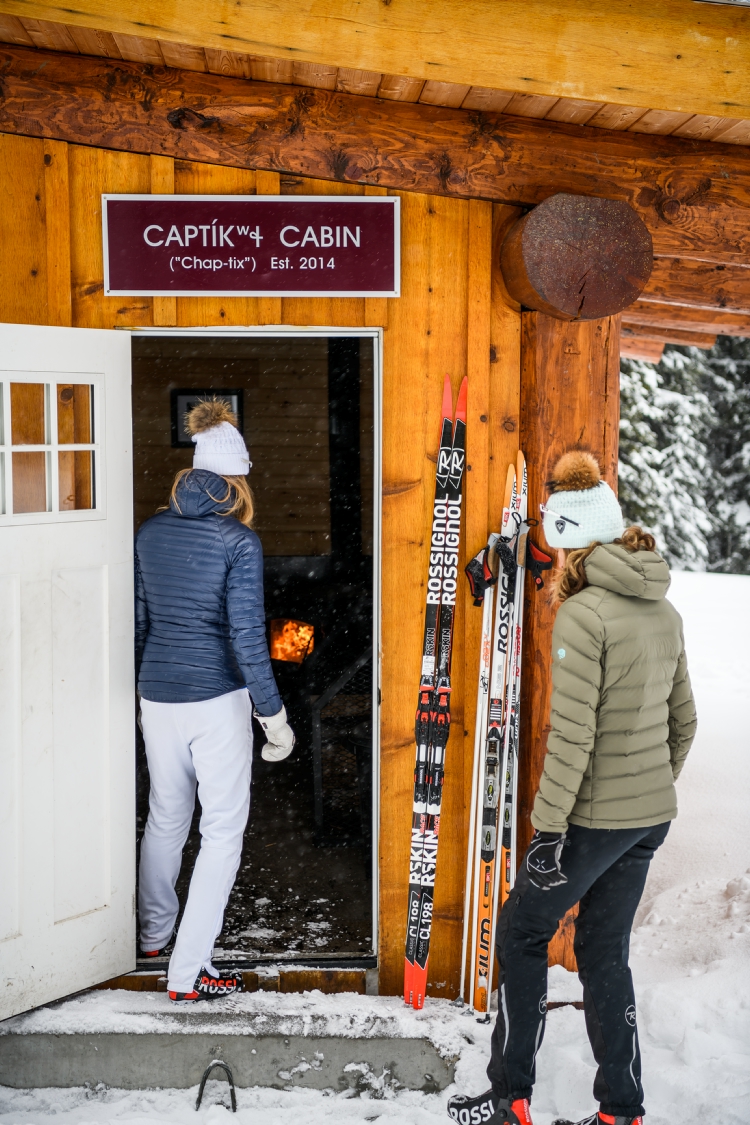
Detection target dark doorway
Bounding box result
[131,332,377,965]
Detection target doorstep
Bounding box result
[0,989,459,1093]
[93,967,376,995]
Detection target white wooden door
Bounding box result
[0,323,134,1019]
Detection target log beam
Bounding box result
[620,324,716,349]
[1,0,748,121]
[620,338,665,363]
[623,301,750,337]
[643,256,750,316]
[500,194,653,321]
[2,45,750,265]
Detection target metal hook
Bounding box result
[195,1059,237,1112]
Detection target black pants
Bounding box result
[487,821,670,1118]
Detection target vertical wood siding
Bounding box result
[0,132,619,994]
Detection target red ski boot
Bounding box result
[447,1089,533,1125]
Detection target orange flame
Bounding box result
[270,618,314,664]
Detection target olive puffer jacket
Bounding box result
[531,543,697,834]
[134,469,282,715]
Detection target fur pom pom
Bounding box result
[185,397,238,435]
[548,450,601,492]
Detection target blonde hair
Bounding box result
[165,468,255,528]
[551,526,656,603]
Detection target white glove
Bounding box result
[254,704,295,762]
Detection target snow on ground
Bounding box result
[1,572,749,1125]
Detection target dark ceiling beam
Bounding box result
[2,44,750,269]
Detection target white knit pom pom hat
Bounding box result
[186,398,251,477]
[541,451,624,549]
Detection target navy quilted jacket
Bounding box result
[134,469,282,714]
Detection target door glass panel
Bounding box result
[10,383,46,445]
[12,451,47,513]
[57,385,93,445]
[59,451,94,511]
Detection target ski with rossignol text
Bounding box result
[470,463,518,1016]
[459,452,554,1013]
[456,533,498,1008]
[404,375,462,1007]
[498,451,528,910]
[497,455,554,909]
[410,375,468,1011]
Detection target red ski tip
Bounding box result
[441,373,454,422]
[411,964,428,1010]
[403,959,414,1006]
[454,376,468,424]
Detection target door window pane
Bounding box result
[13,451,47,513]
[57,385,93,445]
[59,451,94,511]
[11,384,46,445]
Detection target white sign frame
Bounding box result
[102,194,401,299]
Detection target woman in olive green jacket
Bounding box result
[448,452,697,1125]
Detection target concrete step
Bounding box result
[0,989,459,1094]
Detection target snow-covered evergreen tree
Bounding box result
[619,352,713,568]
[619,337,750,574]
[696,338,750,572]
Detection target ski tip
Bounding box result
[516,449,526,481]
[503,463,515,510]
[441,374,454,422]
[454,376,468,424]
[404,959,414,1007]
[411,965,428,1010]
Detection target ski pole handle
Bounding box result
[465,544,497,606]
[526,540,554,591]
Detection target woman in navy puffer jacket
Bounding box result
[135,399,294,1003]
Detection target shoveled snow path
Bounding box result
[1,571,748,1125]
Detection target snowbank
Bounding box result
[1,572,748,1125]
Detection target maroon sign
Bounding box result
[102,195,400,297]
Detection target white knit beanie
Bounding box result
[541,452,624,549]
[186,399,251,477]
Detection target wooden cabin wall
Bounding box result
[0,130,523,998]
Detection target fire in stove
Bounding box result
[269,618,315,664]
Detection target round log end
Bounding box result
[499,193,653,321]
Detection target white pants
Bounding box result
[138,688,253,993]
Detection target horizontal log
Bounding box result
[643,256,750,316]
[620,338,665,364]
[620,324,716,349]
[500,194,653,320]
[622,301,750,338]
[3,0,749,121]
[2,45,750,264]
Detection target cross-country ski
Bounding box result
[459,452,553,1018]
[405,375,467,1010]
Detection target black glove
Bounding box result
[526,831,568,890]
